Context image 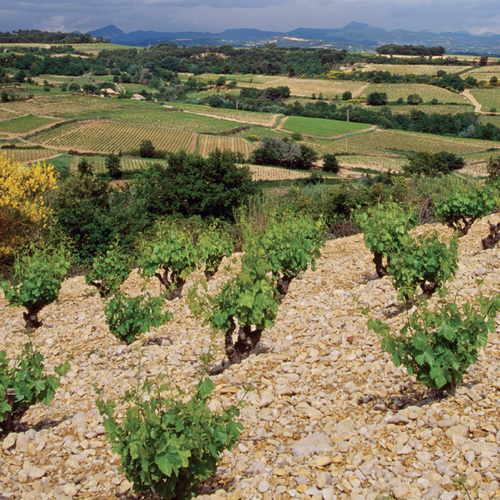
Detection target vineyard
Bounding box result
[0,148,60,163]
[360,64,471,75]
[244,164,311,181]
[345,129,497,155]
[361,83,469,104]
[70,156,169,173]
[179,104,279,127]
[115,111,243,134]
[32,119,198,154]
[236,76,366,98]
[338,154,406,172]
[0,115,58,134]
[281,116,372,137]
[0,109,22,122]
[197,135,256,158]
[480,115,500,127]
[387,104,473,115]
[470,88,500,111]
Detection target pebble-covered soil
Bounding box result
[1,215,500,500]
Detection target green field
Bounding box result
[0,115,57,134]
[470,89,500,111]
[361,83,469,104]
[282,116,371,137]
[386,104,473,115]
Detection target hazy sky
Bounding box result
[1,0,500,35]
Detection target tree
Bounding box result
[367,92,389,106]
[342,91,352,101]
[139,139,155,158]
[407,94,422,105]
[105,153,122,179]
[77,157,93,176]
[322,154,340,173]
[403,152,449,177]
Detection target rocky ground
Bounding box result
[1,215,500,500]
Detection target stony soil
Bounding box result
[1,215,500,500]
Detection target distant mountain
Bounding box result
[88,23,500,54]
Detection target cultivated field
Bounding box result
[0,148,61,163]
[0,115,58,134]
[244,164,310,181]
[178,104,279,127]
[360,64,470,75]
[281,116,372,137]
[470,89,500,111]
[116,111,244,134]
[338,154,406,172]
[386,104,473,115]
[360,83,469,104]
[480,115,500,127]
[32,119,199,154]
[70,156,169,174]
[235,76,367,98]
[346,129,499,155]
[197,136,256,158]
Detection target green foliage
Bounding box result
[77,157,93,176]
[97,367,243,500]
[1,246,71,330]
[322,154,340,173]
[139,139,155,158]
[140,227,199,300]
[196,223,234,281]
[104,292,171,344]
[0,340,69,428]
[85,244,130,297]
[403,152,450,177]
[367,293,500,390]
[367,92,389,106]
[356,202,418,278]
[256,213,325,300]
[435,182,497,236]
[407,93,422,105]
[389,231,459,302]
[105,153,122,179]
[487,156,500,181]
[342,91,352,101]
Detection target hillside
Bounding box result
[1,216,500,500]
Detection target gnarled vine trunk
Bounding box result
[482,220,500,250]
[373,252,390,278]
[204,256,224,282]
[155,268,185,300]
[23,305,43,332]
[225,321,263,365]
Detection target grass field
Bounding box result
[345,129,498,155]
[360,83,469,104]
[281,116,372,137]
[235,76,366,98]
[360,64,470,75]
[0,115,58,134]
[470,89,500,111]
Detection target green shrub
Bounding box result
[141,228,199,300]
[435,182,497,236]
[85,244,130,297]
[196,223,234,281]
[389,231,459,302]
[367,292,500,391]
[105,153,122,179]
[97,370,243,500]
[104,292,171,344]
[1,246,71,331]
[356,202,418,278]
[1,340,69,431]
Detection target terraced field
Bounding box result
[345,129,498,155]
[197,136,256,158]
[360,64,470,75]
[338,154,406,172]
[360,83,469,104]
[470,89,500,111]
[235,76,366,98]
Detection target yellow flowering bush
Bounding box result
[0,154,58,260]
